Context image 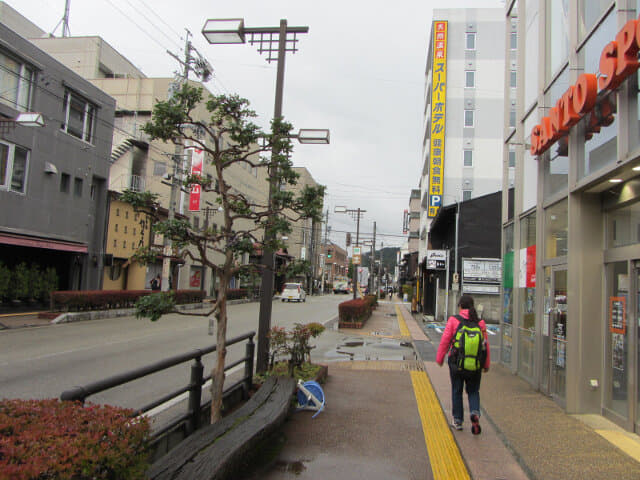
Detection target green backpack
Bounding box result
[452,315,486,375]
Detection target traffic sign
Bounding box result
[353,254,361,265]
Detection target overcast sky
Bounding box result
[7,0,504,249]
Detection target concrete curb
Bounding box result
[50,297,270,325]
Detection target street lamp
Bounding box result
[334,206,366,299]
[202,17,317,374]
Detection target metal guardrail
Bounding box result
[60,331,255,435]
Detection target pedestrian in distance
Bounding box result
[436,294,490,435]
[150,274,161,291]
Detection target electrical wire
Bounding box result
[119,0,183,51]
[100,0,178,53]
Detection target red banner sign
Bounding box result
[188,148,204,211]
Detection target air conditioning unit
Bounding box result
[104,254,114,267]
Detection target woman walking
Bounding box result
[436,294,490,434]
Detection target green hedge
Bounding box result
[0,398,150,479]
[51,289,204,312]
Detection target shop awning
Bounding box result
[0,232,88,253]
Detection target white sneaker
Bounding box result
[451,418,463,430]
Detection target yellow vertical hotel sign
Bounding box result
[428,20,448,218]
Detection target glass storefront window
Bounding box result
[578,11,617,180]
[524,0,539,109]
[545,199,568,259]
[518,211,537,382]
[503,223,515,366]
[546,0,569,81]
[578,0,613,41]
[523,111,538,212]
[607,201,640,248]
[606,261,629,419]
[543,69,569,197]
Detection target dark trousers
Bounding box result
[448,358,482,422]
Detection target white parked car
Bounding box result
[281,283,307,302]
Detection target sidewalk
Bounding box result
[407,303,640,480]
[0,312,51,329]
[250,300,640,479]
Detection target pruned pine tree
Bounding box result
[123,84,325,423]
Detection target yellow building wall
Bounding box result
[103,197,153,290]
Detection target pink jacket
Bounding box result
[435,309,491,369]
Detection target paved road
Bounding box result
[0,295,343,408]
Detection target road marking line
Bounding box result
[395,305,411,337]
[410,370,470,480]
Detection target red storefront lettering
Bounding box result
[530,13,640,156]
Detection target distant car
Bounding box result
[333,282,350,294]
[281,283,307,302]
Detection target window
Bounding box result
[463,190,472,201]
[465,71,475,88]
[113,239,117,248]
[509,109,516,128]
[124,226,128,234]
[0,140,29,193]
[125,211,129,219]
[510,32,518,50]
[123,240,127,249]
[579,0,612,40]
[116,208,120,216]
[115,224,118,233]
[74,177,83,197]
[0,50,34,111]
[510,71,517,88]
[60,173,70,192]
[464,110,474,127]
[62,90,95,143]
[463,150,473,167]
[466,32,476,50]
[509,150,516,168]
[194,216,200,229]
[153,162,167,176]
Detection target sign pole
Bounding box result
[445,250,450,320]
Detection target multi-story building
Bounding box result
[4,2,270,295]
[0,21,115,292]
[321,241,347,287]
[419,8,506,265]
[408,189,421,254]
[283,167,324,291]
[500,0,640,433]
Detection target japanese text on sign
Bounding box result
[428,21,448,218]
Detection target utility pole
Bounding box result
[161,32,192,292]
[309,218,318,295]
[320,210,329,294]
[372,222,376,294]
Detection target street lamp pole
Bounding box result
[256,19,290,374]
[202,19,329,373]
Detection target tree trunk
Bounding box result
[210,277,228,423]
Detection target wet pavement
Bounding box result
[244,300,640,480]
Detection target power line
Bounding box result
[120,0,183,51]
[100,0,177,53]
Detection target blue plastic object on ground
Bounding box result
[296,380,325,418]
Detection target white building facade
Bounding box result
[419,8,506,262]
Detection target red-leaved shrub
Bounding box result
[338,298,373,326]
[0,399,150,479]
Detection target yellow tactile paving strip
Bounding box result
[331,360,424,371]
[395,305,411,337]
[410,371,470,480]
